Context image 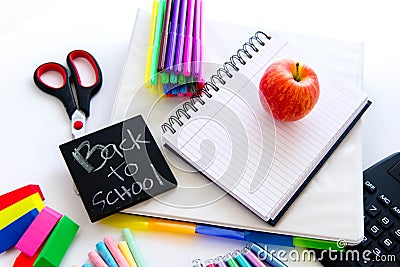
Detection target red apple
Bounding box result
[259,58,320,121]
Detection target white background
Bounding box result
[1,0,399,266]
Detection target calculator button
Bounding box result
[364,180,376,193]
[364,216,371,224]
[367,224,383,239]
[365,203,381,218]
[356,260,374,267]
[377,215,394,229]
[360,235,372,248]
[377,194,391,207]
[379,236,396,251]
[390,206,400,219]
[371,246,383,257]
[391,228,400,242]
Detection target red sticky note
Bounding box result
[0,185,45,211]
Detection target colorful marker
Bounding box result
[118,241,138,267]
[122,228,147,267]
[192,258,203,267]
[205,258,217,267]
[214,256,228,267]
[223,253,240,267]
[157,0,173,72]
[232,250,253,267]
[101,213,341,250]
[247,242,287,267]
[150,0,166,85]
[241,247,266,267]
[145,0,159,88]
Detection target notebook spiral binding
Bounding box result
[161,31,271,134]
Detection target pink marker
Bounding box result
[15,206,62,257]
[104,235,130,267]
[88,250,108,267]
[183,0,196,76]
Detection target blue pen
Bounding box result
[247,242,287,267]
[173,0,188,74]
[96,241,119,267]
[165,0,180,71]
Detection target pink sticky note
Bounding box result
[15,206,62,257]
[104,235,130,267]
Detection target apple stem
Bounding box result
[294,62,301,82]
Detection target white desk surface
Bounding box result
[1,0,399,266]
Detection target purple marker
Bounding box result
[157,0,173,71]
[241,247,266,267]
[192,0,203,78]
[173,0,188,74]
[182,0,196,76]
[165,0,181,71]
[214,256,228,267]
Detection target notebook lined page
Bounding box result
[163,31,368,221]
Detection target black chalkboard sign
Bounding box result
[59,115,177,222]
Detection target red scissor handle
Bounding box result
[34,62,77,118]
[67,50,102,117]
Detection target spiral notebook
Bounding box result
[111,9,368,243]
[161,31,371,225]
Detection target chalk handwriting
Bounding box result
[108,161,139,182]
[92,177,156,210]
[72,141,105,173]
[72,129,150,173]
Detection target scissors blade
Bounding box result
[71,110,87,139]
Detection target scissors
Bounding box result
[33,50,102,139]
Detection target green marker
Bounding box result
[170,73,178,84]
[232,250,253,267]
[150,0,166,85]
[223,253,240,267]
[33,215,79,267]
[161,72,170,84]
[178,73,186,84]
[122,228,147,267]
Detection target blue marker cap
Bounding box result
[247,242,287,267]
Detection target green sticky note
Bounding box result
[34,215,79,267]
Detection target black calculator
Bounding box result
[317,152,400,267]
